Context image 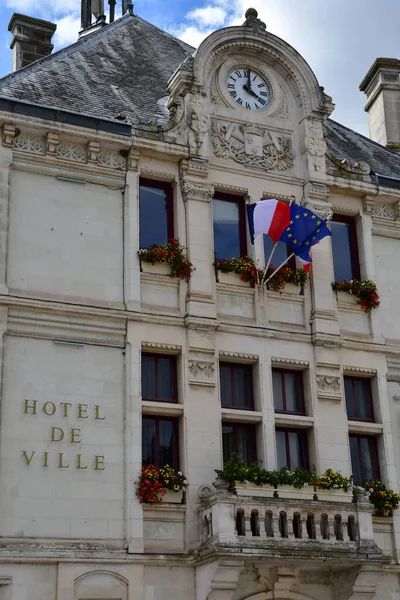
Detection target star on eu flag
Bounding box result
[278,203,332,263]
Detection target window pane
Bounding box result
[222,425,234,462]
[288,431,302,469]
[142,355,155,399]
[355,379,373,421]
[276,430,287,469]
[360,437,379,483]
[158,420,175,468]
[344,378,354,418]
[331,220,355,281]
[213,198,241,260]
[284,372,301,413]
[264,236,289,269]
[220,364,232,408]
[158,357,174,401]
[236,426,255,464]
[140,185,169,248]
[233,366,251,409]
[142,418,156,465]
[272,371,284,411]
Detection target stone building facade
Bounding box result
[0,3,399,599]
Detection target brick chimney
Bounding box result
[8,13,57,72]
[360,58,400,150]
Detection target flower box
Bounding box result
[315,488,353,503]
[232,481,275,497]
[336,290,358,307]
[217,271,249,287]
[276,485,315,500]
[141,261,171,276]
[162,489,184,504]
[281,283,300,295]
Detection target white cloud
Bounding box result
[185,6,227,27]
[6,0,80,16]
[54,14,81,48]
[175,24,216,48]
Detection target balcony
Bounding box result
[197,481,385,563]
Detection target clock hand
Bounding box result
[247,69,251,89]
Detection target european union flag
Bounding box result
[279,204,331,262]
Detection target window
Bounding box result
[142,353,177,403]
[264,236,295,270]
[276,428,309,470]
[213,193,247,260]
[222,422,256,464]
[273,369,305,415]
[331,215,360,281]
[349,434,380,485]
[220,362,254,409]
[139,179,173,249]
[142,416,179,468]
[344,377,374,422]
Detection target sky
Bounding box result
[0,0,399,137]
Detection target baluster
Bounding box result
[272,515,280,538]
[300,517,307,539]
[328,518,335,540]
[315,514,323,541]
[244,513,252,536]
[287,512,295,540]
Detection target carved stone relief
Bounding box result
[56,142,87,163]
[97,150,127,170]
[186,92,210,155]
[14,134,45,155]
[304,118,327,173]
[303,201,333,221]
[181,181,214,203]
[275,88,290,119]
[188,360,216,386]
[317,375,341,393]
[211,120,293,171]
[371,203,397,220]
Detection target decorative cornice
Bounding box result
[262,192,294,203]
[303,201,333,221]
[141,342,181,354]
[271,357,309,368]
[2,124,17,147]
[219,351,258,363]
[140,169,175,182]
[343,366,377,376]
[387,357,400,382]
[215,183,248,195]
[332,205,360,216]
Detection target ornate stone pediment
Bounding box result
[211,120,293,171]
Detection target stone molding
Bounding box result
[343,366,377,376]
[387,357,400,382]
[271,357,309,369]
[331,205,360,216]
[7,309,126,347]
[141,342,181,354]
[139,169,175,182]
[10,129,129,171]
[219,351,258,363]
[262,191,294,203]
[303,201,333,221]
[215,183,248,195]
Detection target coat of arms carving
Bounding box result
[211,120,293,171]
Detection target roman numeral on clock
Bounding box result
[227,83,235,89]
[260,91,269,97]
[229,90,237,98]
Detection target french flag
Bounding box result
[247,199,290,244]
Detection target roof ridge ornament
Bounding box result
[243,8,267,34]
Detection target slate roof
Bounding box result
[0,12,194,124]
[325,119,400,180]
[1,11,400,183]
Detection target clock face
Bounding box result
[226,67,271,110]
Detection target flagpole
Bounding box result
[265,252,295,285]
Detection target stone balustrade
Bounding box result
[197,482,384,563]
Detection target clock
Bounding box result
[226,67,271,110]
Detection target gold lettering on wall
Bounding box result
[70,428,81,443]
[78,404,88,419]
[51,427,64,442]
[22,450,36,465]
[60,402,72,417]
[43,402,56,416]
[24,399,37,415]
[94,455,105,471]
[58,453,70,469]
[77,454,88,470]
[95,405,105,420]
[22,400,107,470]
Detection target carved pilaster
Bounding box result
[128,148,139,171]
[304,117,327,175]
[363,194,376,215]
[181,180,214,203]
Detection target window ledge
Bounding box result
[142,401,184,417]
[348,420,383,435]
[274,413,314,429]
[221,408,263,423]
